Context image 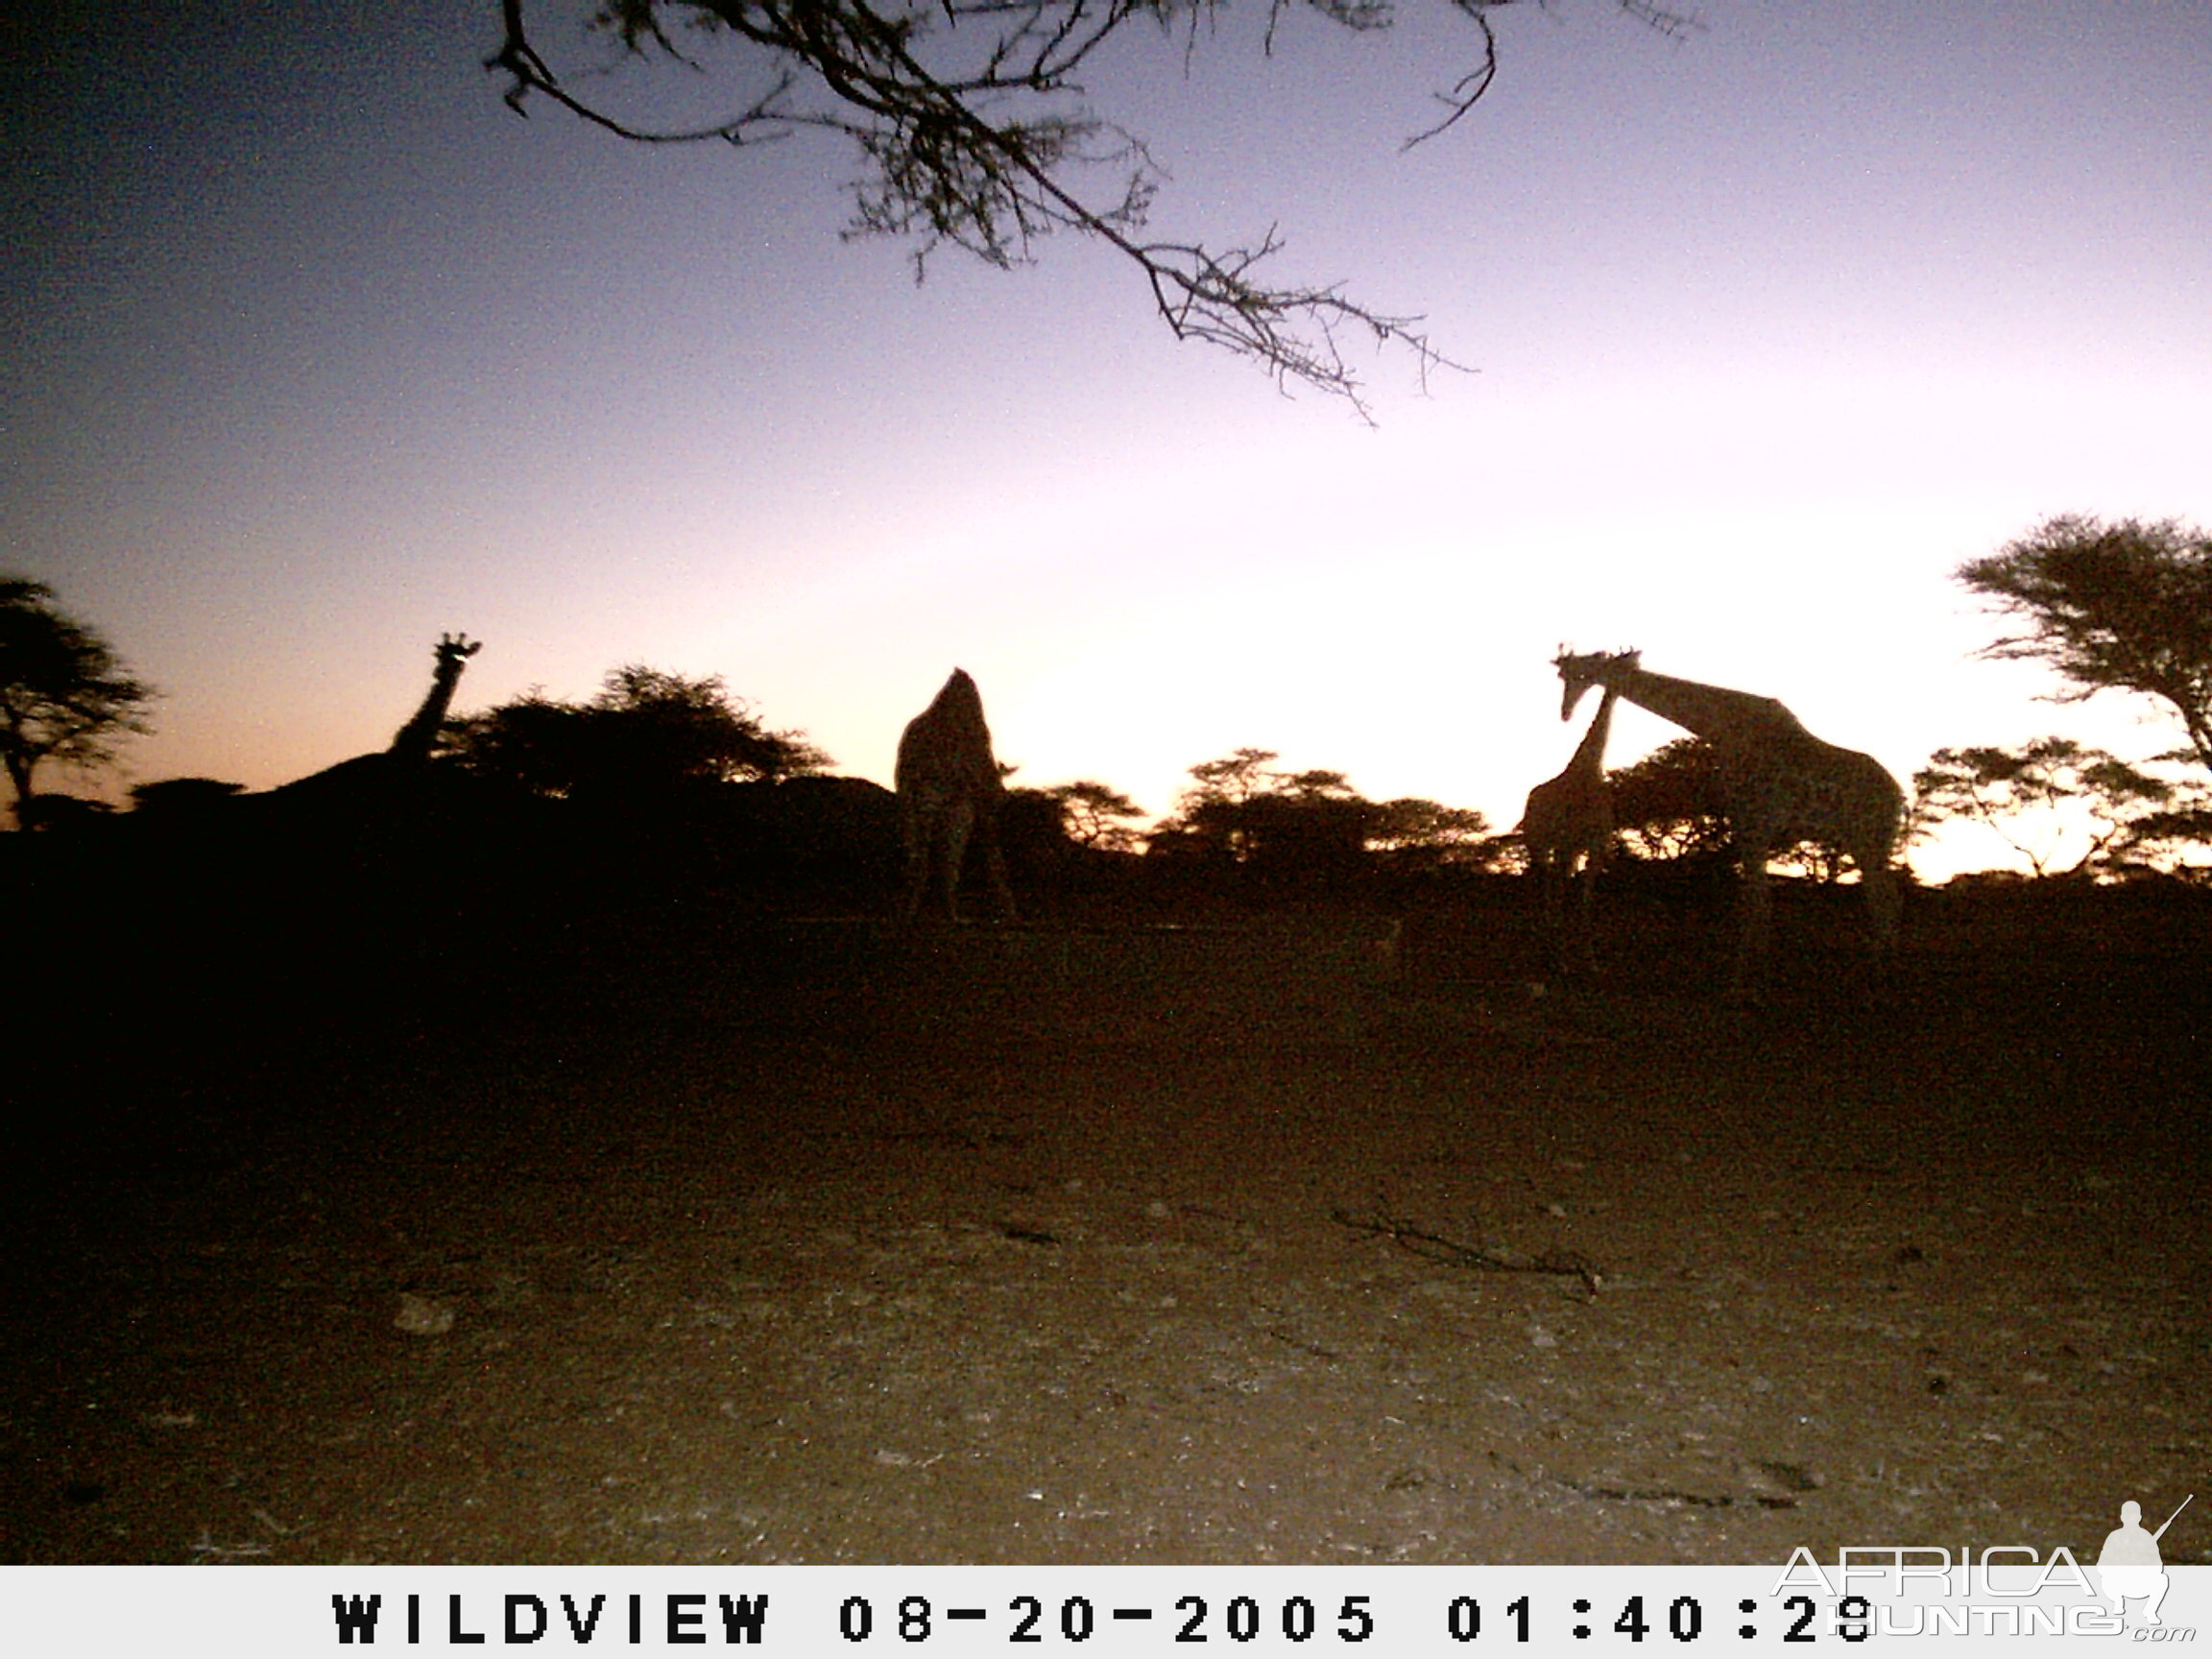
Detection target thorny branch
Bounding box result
[487,0,1695,417]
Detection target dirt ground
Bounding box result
[2,893,2206,1566]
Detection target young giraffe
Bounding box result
[1520,682,1620,974]
[895,668,1016,924]
[1554,649,1904,998]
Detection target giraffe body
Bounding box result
[1520,684,1619,974]
[1554,651,1903,998]
[895,669,1016,924]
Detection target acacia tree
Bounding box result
[1365,795,1499,870]
[2113,791,2212,878]
[1607,737,1873,878]
[1912,737,2193,879]
[1956,516,2212,776]
[1042,780,1148,852]
[486,0,1693,416]
[448,664,830,798]
[0,578,157,827]
[1605,736,1728,861]
[1151,747,1491,872]
[1178,746,1278,805]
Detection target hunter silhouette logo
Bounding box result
[1776,1491,2200,1638]
[2099,1493,2192,1626]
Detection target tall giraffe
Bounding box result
[268,633,482,806]
[1520,681,1619,974]
[1553,649,1903,998]
[387,633,481,763]
[895,668,1016,924]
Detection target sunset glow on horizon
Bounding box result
[6,0,2209,881]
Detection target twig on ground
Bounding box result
[187,1527,273,1562]
[1332,1205,1606,1296]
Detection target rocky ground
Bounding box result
[2,894,2205,1566]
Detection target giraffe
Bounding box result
[266,632,482,812]
[387,633,482,763]
[895,668,1016,924]
[1519,682,1619,975]
[225,633,491,946]
[1553,649,1904,998]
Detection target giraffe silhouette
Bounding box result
[1520,682,1619,975]
[1554,650,1903,998]
[895,668,1016,925]
[386,633,482,764]
[223,634,493,987]
[266,633,483,818]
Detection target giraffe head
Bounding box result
[433,633,483,674]
[1552,648,1639,720]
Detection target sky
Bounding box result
[5,0,2209,878]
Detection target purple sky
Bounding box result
[6,1,2209,875]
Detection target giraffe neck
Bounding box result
[1602,662,1792,748]
[1566,685,1618,778]
[389,659,468,763]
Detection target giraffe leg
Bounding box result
[1855,855,1902,1008]
[1863,861,1901,957]
[1569,855,1599,977]
[898,803,931,923]
[976,818,1018,924]
[940,802,974,924]
[1730,848,1771,1003]
[1533,854,1567,977]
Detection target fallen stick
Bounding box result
[1331,1206,1605,1295]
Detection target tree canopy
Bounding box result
[1363,794,1494,869]
[447,664,830,799]
[1956,516,2212,776]
[1605,736,1728,862]
[0,578,156,826]
[487,0,1693,415]
[1041,780,1149,853]
[1148,746,1495,873]
[1912,737,2203,880]
[1605,736,1893,880]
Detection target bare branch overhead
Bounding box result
[487,0,1695,416]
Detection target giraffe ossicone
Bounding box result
[1553,648,1904,998]
[895,668,1017,925]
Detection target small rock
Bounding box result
[395,1294,455,1336]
